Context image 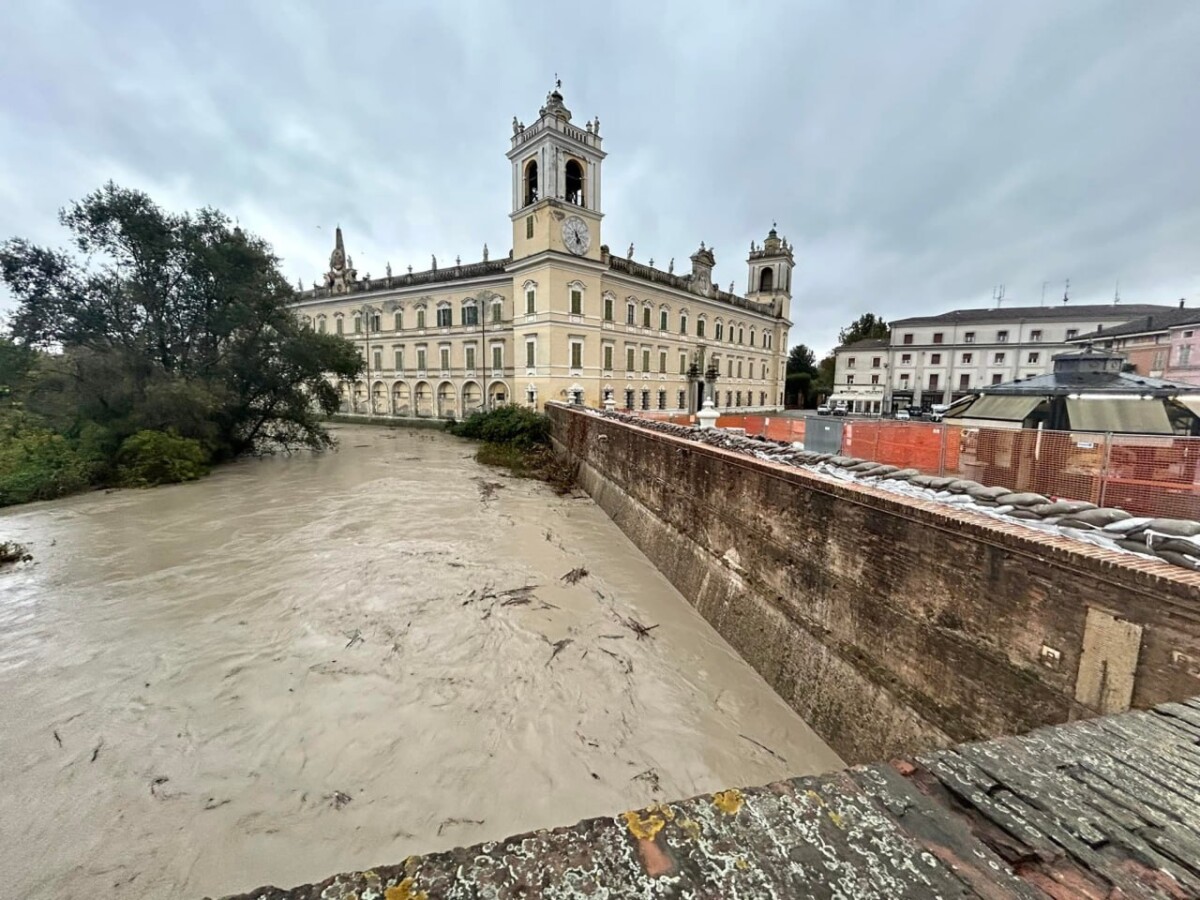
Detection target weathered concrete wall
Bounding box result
[548,404,1200,763]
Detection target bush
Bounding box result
[115,429,210,487]
[0,423,95,506]
[447,406,550,449]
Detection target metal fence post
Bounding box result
[938,424,948,476]
[1098,432,1113,507]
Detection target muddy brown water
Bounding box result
[0,425,841,899]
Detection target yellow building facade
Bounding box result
[291,87,794,418]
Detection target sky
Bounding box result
[1,0,1198,356]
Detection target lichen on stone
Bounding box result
[712,789,743,815]
[623,808,666,840]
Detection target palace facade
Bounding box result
[291,87,794,419]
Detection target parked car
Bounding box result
[816,404,831,416]
[906,405,925,418]
[928,411,944,423]
[895,409,911,421]
[832,404,848,417]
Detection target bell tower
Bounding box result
[746,224,794,321]
[507,84,605,261]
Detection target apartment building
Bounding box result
[833,303,1177,413]
[1069,302,1200,384]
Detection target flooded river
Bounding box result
[0,425,840,899]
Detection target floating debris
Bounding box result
[560,566,589,585]
[622,617,659,640]
[326,790,353,810]
[546,638,573,665]
[739,733,787,764]
[438,816,485,836]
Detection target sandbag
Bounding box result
[1006,509,1043,520]
[926,477,956,490]
[1143,519,1200,538]
[1153,549,1200,571]
[1116,537,1153,555]
[910,475,937,488]
[996,492,1050,508]
[848,461,882,473]
[946,479,984,494]
[1058,507,1132,527]
[1057,518,1100,531]
[1101,517,1153,535]
[966,485,1012,501]
[1147,535,1200,556]
[885,468,921,481]
[1030,500,1098,517]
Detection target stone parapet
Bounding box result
[216,699,1200,899]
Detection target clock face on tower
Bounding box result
[561,216,591,256]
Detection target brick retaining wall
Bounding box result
[548,404,1200,763]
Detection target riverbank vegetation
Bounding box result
[447,406,575,492]
[0,183,362,508]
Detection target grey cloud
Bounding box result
[2,0,1198,354]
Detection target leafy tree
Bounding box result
[0,183,362,459]
[814,353,837,397]
[785,371,814,407]
[0,336,33,407]
[786,343,818,376]
[837,313,889,346]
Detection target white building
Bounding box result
[833,303,1177,414]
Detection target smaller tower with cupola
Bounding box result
[507,83,606,262]
[746,224,794,322]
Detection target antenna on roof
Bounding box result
[1113,280,1121,304]
[997,284,1006,308]
[1062,278,1070,304]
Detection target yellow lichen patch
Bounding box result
[712,789,744,816]
[735,857,750,871]
[805,790,824,807]
[828,810,845,829]
[653,802,676,822]
[623,808,666,841]
[679,818,702,841]
[386,878,428,900]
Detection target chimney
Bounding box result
[1180,298,1186,309]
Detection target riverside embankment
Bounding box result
[0,424,839,899]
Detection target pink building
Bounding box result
[1165,319,1200,384]
[1072,301,1200,387]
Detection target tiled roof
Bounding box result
[890,303,1175,328]
[1072,306,1200,341]
[835,338,890,352]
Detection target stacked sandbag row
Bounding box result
[589,409,1200,573]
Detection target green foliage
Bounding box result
[447,405,550,449]
[0,182,363,463]
[786,343,818,376]
[785,371,815,408]
[837,313,890,346]
[0,337,33,406]
[115,429,210,487]
[815,354,837,398]
[0,413,95,506]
